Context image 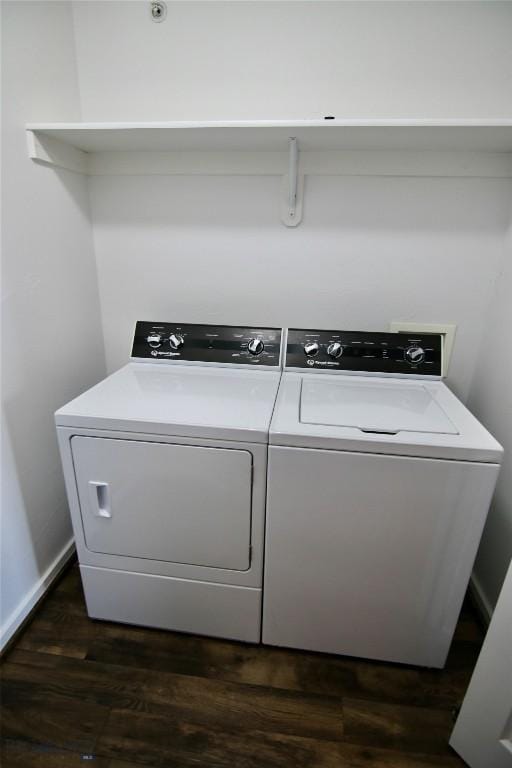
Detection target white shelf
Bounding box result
[26,119,512,227]
[26,119,512,154]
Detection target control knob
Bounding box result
[146,333,162,347]
[304,341,319,357]
[327,342,343,359]
[169,333,184,351]
[405,345,425,365]
[248,338,264,356]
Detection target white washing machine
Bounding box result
[56,322,283,642]
[262,328,502,667]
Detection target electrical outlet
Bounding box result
[389,322,457,377]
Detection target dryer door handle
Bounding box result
[89,481,111,518]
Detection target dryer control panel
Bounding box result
[286,329,443,376]
[132,322,283,367]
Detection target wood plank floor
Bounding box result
[0,563,483,767]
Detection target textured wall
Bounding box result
[1,1,106,647]
[73,1,512,121]
[469,224,512,613]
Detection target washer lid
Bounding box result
[300,379,459,435]
[270,373,503,462]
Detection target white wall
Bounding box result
[1,1,106,648]
[72,0,512,396]
[72,1,512,121]
[469,221,512,615]
[90,173,511,401]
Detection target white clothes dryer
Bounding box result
[262,328,502,667]
[56,322,283,642]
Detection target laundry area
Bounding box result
[1,3,512,767]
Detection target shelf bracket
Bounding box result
[26,130,88,174]
[281,137,303,227]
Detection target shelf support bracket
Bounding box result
[26,130,88,174]
[281,137,303,227]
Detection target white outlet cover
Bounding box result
[389,322,457,378]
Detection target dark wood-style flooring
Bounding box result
[1,562,483,767]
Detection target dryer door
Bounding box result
[71,437,252,570]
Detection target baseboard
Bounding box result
[0,537,76,652]
[469,572,493,628]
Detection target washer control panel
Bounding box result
[286,328,442,376]
[132,322,282,367]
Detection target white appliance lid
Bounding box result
[269,372,503,463]
[55,363,282,443]
[300,378,459,435]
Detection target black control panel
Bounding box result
[286,328,442,376]
[131,322,282,367]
